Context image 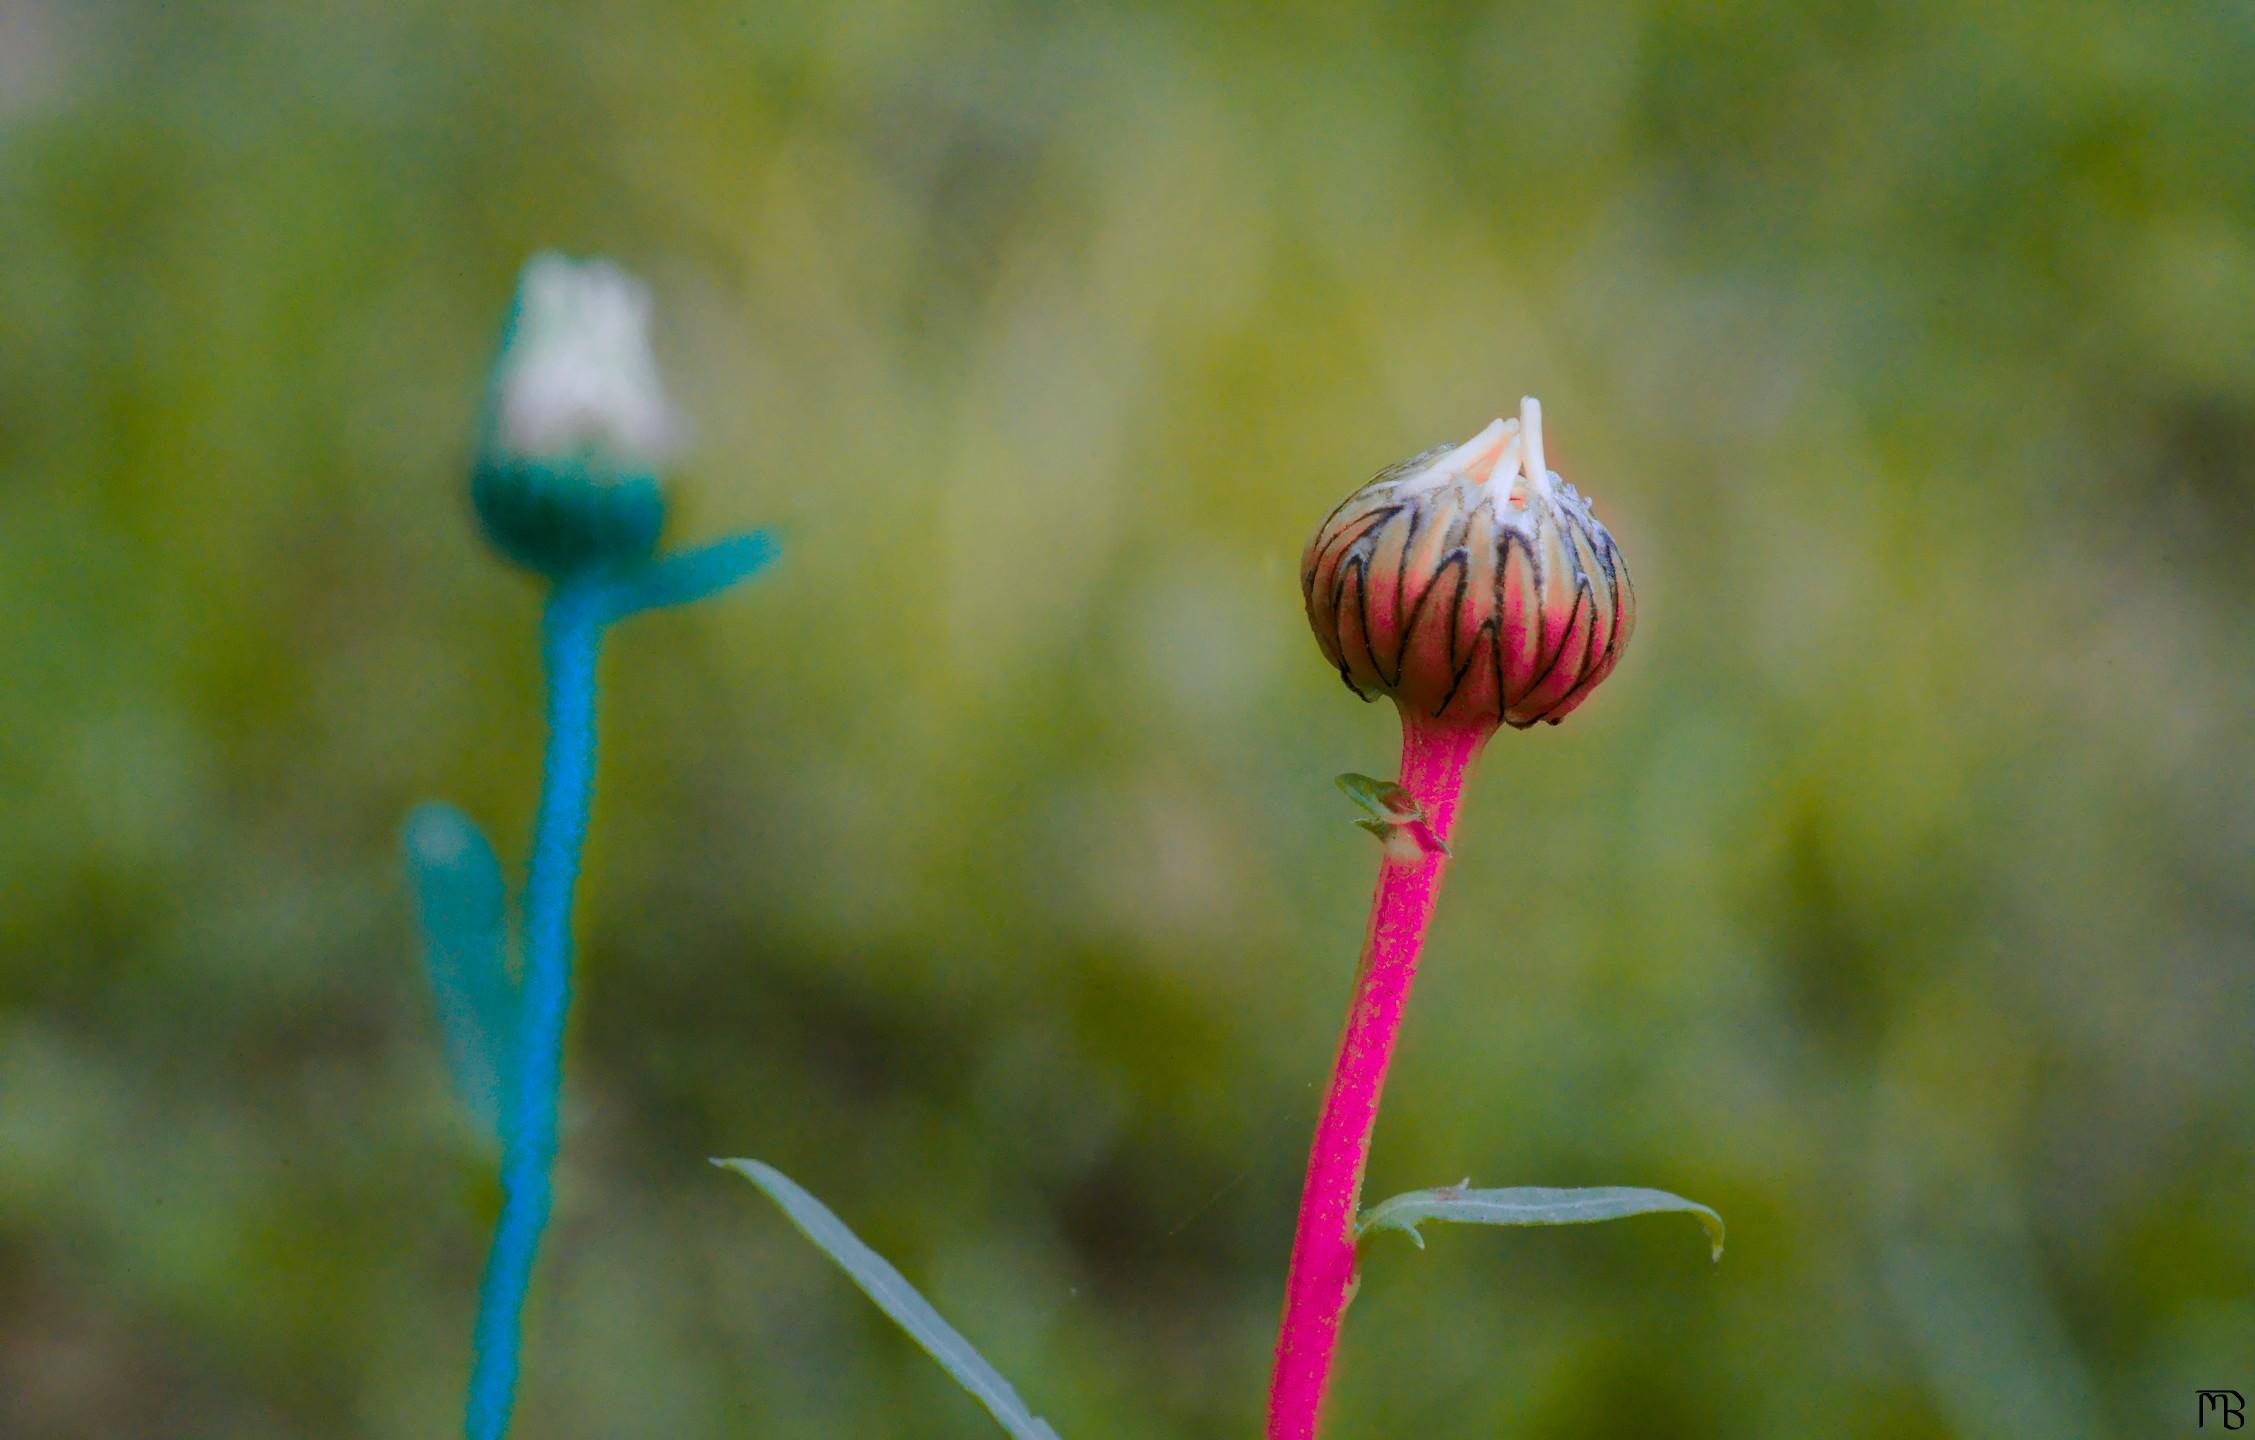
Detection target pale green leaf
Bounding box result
[1336,774,1449,856]
[1335,772,1422,822]
[715,1159,1062,1440]
[1359,1183,1724,1261]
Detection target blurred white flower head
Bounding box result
[493,253,682,473]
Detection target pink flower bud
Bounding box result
[1301,399,1635,731]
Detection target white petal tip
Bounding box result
[1437,417,1520,486]
[1518,397,1547,485]
[495,254,681,467]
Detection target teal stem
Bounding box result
[464,577,608,1440]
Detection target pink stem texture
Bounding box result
[1266,714,1489,1440]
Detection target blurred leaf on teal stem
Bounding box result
[404,802,517,1144]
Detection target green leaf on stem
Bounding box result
[1358,1183,1724,1261]
[1336,773,1449,857]
[714,1159,1063,1440]
[1335,772,1422,823]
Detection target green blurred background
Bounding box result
[4,1,2251,1435]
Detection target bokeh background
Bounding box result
[4,1,2251,1435]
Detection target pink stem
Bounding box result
[1266,714,1489,1440]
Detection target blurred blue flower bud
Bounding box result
[472,253,680,577]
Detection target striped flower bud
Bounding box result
[1301,399,1635,731]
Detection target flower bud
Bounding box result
[472,253,679,578]
[1301,399,1635,730]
